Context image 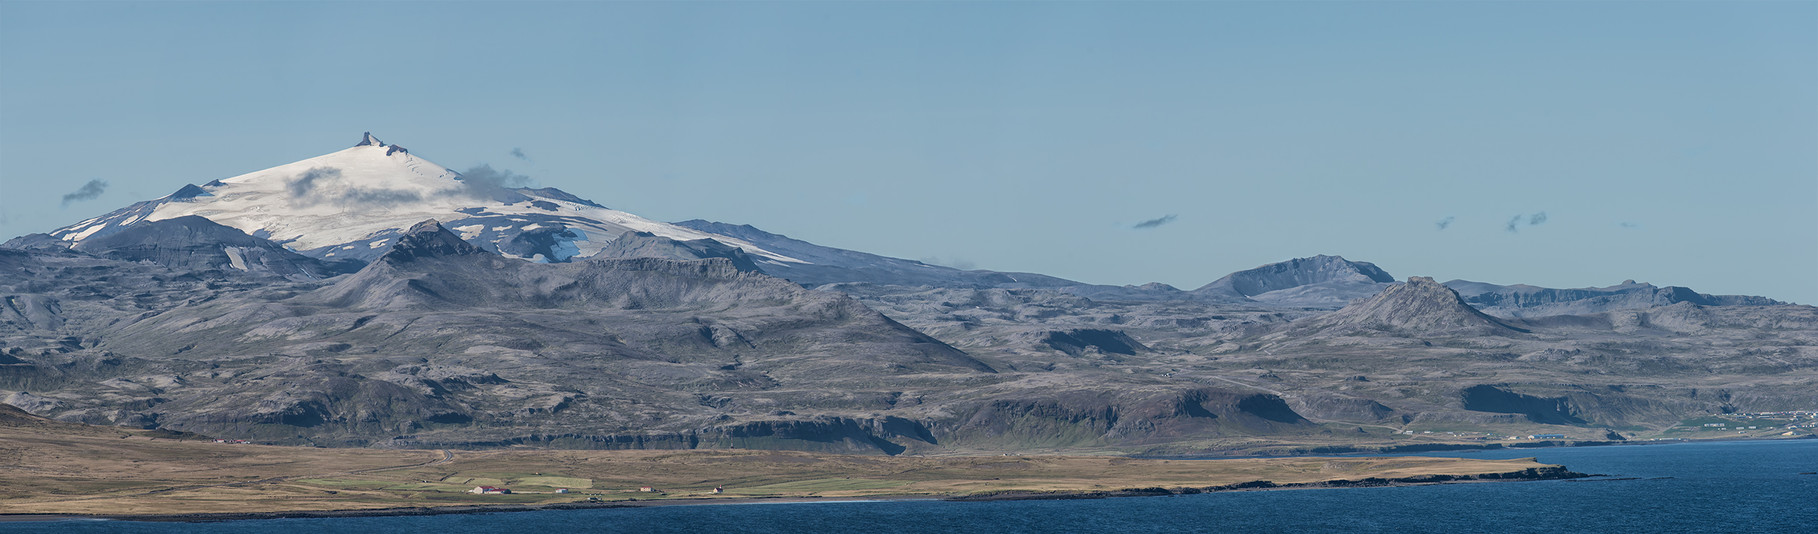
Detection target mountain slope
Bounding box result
[671,219,1185,300]
[672,220,1085,289]
[1446,279,1784,318]
[71,215,349,280]
[1192,255,1396,307]
[1276,276,1527,337]
[591,231,766,274]
[46,220,994,448]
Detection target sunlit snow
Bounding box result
[48,137,804,265]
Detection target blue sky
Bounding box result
[2,1,1814,303]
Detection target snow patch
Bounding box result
[69,222,109,241]
[223,247,249,271]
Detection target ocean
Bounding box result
[7,439,1815,533]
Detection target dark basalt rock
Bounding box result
[169,184,210,201]
[1460,385,1587,425]
[1036,329,1147,356]
[380,220,489,264]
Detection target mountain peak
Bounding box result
[1196,255,1395,297]
[380,219,489,264]
[355,132,384,147]
[1290,275,1527,336]
[1190,255,1396,307]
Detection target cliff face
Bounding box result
[944,388,1315,451]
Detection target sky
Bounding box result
[2,1,1814,304]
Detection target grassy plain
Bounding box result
[2,412,1567,518]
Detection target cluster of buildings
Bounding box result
[1735,410,1818,420]
[1691,410,1818,432]
[466,484,726,496]
[1395,430,1572,441]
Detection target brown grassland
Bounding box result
[1,407,1565,518]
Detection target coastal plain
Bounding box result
[0,407,1566,518]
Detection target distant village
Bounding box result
[1388,410,1818,443]
[466,484,725,497]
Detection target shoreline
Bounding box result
[0,466,1590,524]
[1141,433,1818,461]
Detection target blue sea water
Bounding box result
[6,439,1815,533]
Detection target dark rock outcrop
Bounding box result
[1034,329,1148,356]
[1459,385,1586,425]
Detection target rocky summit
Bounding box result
[1278,276,1528,337]
[4,134,1813,455]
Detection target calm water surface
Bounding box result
[8,439,1815,533]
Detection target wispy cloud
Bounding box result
[1620,222,1640,229]
[288,167,339,198]
[286,166,423,207]
[1436,216,1455,230]
[456,164,532,200]
[343,189,423,205]
[1133,214,1177,229]
[510,148,531,162]
[1507,211,1548,233]
[60,179,108,206]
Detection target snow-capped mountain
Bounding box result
[48,133,802,266]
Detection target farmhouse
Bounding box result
[469,486,511,495]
